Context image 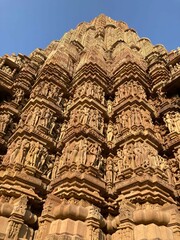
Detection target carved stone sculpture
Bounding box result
[0,15,179,240]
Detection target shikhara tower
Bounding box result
[0,14,180,240]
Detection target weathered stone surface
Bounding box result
[0,14,179,239]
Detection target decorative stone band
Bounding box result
[133,209,170,226]
[0,202,37,225]
[53,204,106,228]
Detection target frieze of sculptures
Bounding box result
[30,81,64,106]
[0,15,180,240]
[58,140,102,170]
[116,107,153,132]
[114,80,147,106]
[114,142,167,176]
[67,106,104,134]
[3,138,53,176]
[21,106,56,135]
[73,81,105,105]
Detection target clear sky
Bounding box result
[0,0,179,56]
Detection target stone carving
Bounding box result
[13,88,24,104]
[68,107,104,134]
[114,80,146,105]
[115,142,168,175]
[116,107,153,131]
[107,121,114,142]
[31,81,63,105]
[0,15,179,240]
[0,113,11,132]
[164,111,180,133]
[58,140,102,168]
[6,221,21,239]
[1,65,12,75]
[58,120,68,141]
[74,81,105,105]
[22,106,56,134]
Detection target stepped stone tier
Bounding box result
[0,14,180,240]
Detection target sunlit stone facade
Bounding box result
[0,14,179,240]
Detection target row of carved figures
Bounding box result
[115,107,153,131]
[19,106,57,134]
[55,139,103,171]
[114,80,147,105]
[3,139,53,178]
[67,106,104,133]
[72,80,147,107]
[169,62,180,74]
[107,143,180,184]
[2,137,180,184]
[73,81,105,105]
[30,81,64,106]
[1,106,178,145]
[50,138,180,183]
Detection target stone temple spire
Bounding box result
[0,15,179,240]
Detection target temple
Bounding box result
[0,14,180,240]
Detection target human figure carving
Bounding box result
[48,83,54,98]
[26,106,40,126]
[115,116,122,134]
[142,109,152,128]
[106,157,113,183]
[14,139,30,165]
[57,92,63,106]
[0,113,11,132]
[97,112,104,133]
[2,65,12,74]
[133,142,142,167]
[38,147,48,171]
[116,149,124,173]
[88,143,99,166]
[107,122,114,142]
[42,82,49,96]
[121,111,128,128]
[114,91,119,105]
[79,139,88,164]
[26,141,40,167]
[13,88,24,104]
[107,100,113,115]
[164,112,175,133]
[41,108,52,128]
[80,106,89,125]
[122,144,129,168]
[45,158,54,179]
[49,116,57,135]
[70,141,79,164]
[9,139,22,164]
[58,121,67,141]
[30,82,43,98]
[88,108,95,127]
[147,149,159,168]
[86,82,92,96]
[51,155,60,179]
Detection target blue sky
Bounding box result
[0,0,179,56]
